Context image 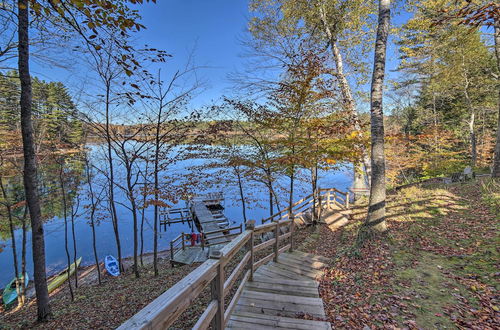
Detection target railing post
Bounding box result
[346,192,350,209]
[327,190,331,209]
[245,220,255,282]
[170,241,174,266]
[201,233,205,251]
[273,221,279,262]
[209,249,224,329]
[317,192,322,221]
[181,232,185,250]
[289,213,295,252]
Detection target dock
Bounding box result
[190,201,233,246]
[169,192,242,266]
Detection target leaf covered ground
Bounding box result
[301,178,499,329]
[0,223,316,329]
[1,179,497,329]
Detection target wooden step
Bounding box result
[261,264,311,281]
[278,253,328,270]
[245,279,319,298]
[270,261,322,280]
[228,311,331,330]
[275,257,322,273]
[235,292,326,319]
[225,252,331,329]
[252,275,319,288]
[227,313,330,330]
[290,251,330,264]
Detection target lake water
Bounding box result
[0,144,353,288]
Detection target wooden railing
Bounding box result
[203,224,243,247]
[169,224,244,262]
[118,219,294,330]
[169,232,190,260]
[261,187,350,224]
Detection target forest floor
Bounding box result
[1,178,498,329]
[0,223,316,329]
[301,177,499,329]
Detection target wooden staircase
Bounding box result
[120,187,350,330]
[226,251,331,330]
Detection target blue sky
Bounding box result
[28,0,414,111]
[133,0,251,106]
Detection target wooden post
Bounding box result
[181,232,185,250]
[201,233,205,251]
[245,220,255,282]
[170,241,174,266]
[346,192,350,209]
[317,192,322,222]
[289,214,295,252]
[326,190,330,209]
[209,249,224,329]
[273,221,279,262]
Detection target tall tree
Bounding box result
[436,1,500,176]
[15,0,159,319]
[365,0,391,233]
[17,0,51,320]
[494,17,500,177]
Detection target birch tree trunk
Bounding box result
[18,0,52,320]
[492,19,500,178]
[366,0,391,232]
[319,3,371,185]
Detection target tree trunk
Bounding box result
[469,111,477,167]
[20,207,27,305]
[366,0,391,232]
[71,200,79,288]
[85,159,101,285]
[311,165,318,223]
[462,62,476,168]
[18,0,52,320]
[139,154,149,268]
[105,82,123,272]
[59,163,74,301]
[0,176,20,300]
[127,173,140,279]
[140,182,146,268]
[288,165,295,219]
[319,3,371,185]
[153,89,163,276]
[268,189,274,217]
[236,167,247,223]
[492,19,500,178]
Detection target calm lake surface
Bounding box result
[0,144,353,288]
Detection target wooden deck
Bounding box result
[191,201,232,245]
[226,251,331,330]
[171,246,209,265]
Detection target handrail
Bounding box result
[119,219,294,330]
[204,224,241,236]
[262,187,349,224]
